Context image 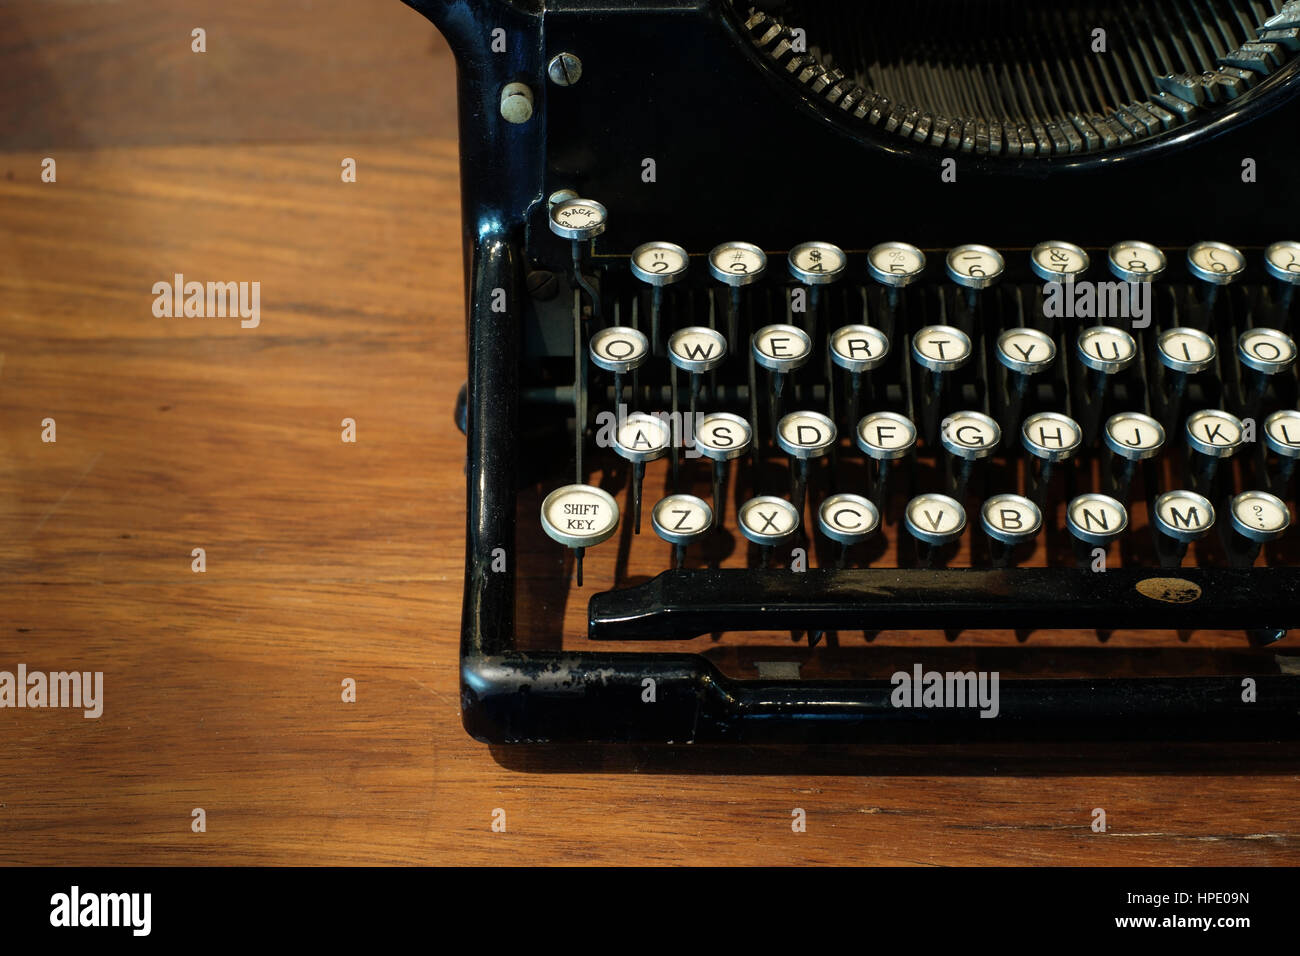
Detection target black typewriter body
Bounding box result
[403,0,1300,744]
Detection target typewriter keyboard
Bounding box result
[522,201,1300,666]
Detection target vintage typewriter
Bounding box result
[403,0,1300,743]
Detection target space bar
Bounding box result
[587,568,1300,640]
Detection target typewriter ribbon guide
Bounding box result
[401,0,1300,743]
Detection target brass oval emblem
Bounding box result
[1135,577,1203,604]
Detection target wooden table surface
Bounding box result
[2,0,1298,866]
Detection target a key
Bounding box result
[866,241,926,312]
[738,495,800,568]
[776,410,836,516]
[1187,240,1246,315]
[752,323,812,438]
[1066,493,1128,568]
[613,411,672,533]
[912,323,973,444]
[589,325,649,414]
[829,324,890,430]
[787,241,846,352]
[540,483,620,587]
[980,493,1042,568]
[1103,411,1165,503]
[709,241,767,351]
[1152,489,1216,567]
[1227,490,1291,567]
[1264,409,1300,492]
[651,493,713,569]
[1021,411,1083,505]
[1076,325,1137,442]
[1185,409,1244,493]
[1237,327,1296,417]
[549,196,607,320]
[630,241,689,357]
[939,410,1000,500]
[945,243,1005,314]
[1264,240,1300,317]
[904,492,966,568]
[667,326,727,484]
[694,411,752,527]
[818,493,881,567]
[856,410,917,509]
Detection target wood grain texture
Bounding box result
[1,0,1298,867]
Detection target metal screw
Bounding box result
[499,82,534,124]
[548,52,583,86]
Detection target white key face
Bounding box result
[753,324,812,370]
[1231,491,1290,538]
[1189,241,1245,278]
[540,484,620,549]
[1157,328,1216,372]
[996,327,1056,374]
[1104,412,1165,460]
[695,412,751,460]
[1238,327,1297,374]
[631,242,688,282]
[819,493,880,544]
[614,412,671,461]
[1109,241,1165,278]
[946,245,1004,280]
[668,326,727,372]
[651,494,712,544]
[1021,412,1082,460]
[913,325,972,371]
[738,496,800,543]
[1031,241,1088,278]
[981,494,1041,543]
[788,242,846,281]
[868,242,925,282]
[777,411,836,459]
[1265,240,1300,282]
[830,324,889,372]
[1067,494,1128,544]
[941,411,1000,459]
[711,243,766,278]
[1185,409,1243,458]
[551,199,606,235]
[857,411,916,459]
[905,493,966,545]
[589,326,649,372]
[1077,326,1136,373]
[1265,410,1300,458]
[1155,490,1215,539]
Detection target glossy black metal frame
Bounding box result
[404,0,1300,743]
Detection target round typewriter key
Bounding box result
[1107,240,1167,282]
[613,411,672,535]
[830,324,890,374]
[1230,490,1290,543]
[1238,327,1296,374]
[1265,240,1300,311]
[652,493,713,568]
[1187,240,1246,285]
[867,241,926,289]
[819,493,880,566]
[540,483,620,587]
[1066,493,1128,566]
[1157,327,1217,374]
[590,326,649,374]
[905,493,966,566]
[788,241,846,285]
[1030,241,1090,282]
[738,495,800,567]
[708,241,767,286]
[1153,489,1215,567]
[1103,411,1165,501]
[981,493,1042,567]
[856,410,916,509]
[778,410,837,515]
[630,241,689,286]
[695,411,752,526]
[548,197,607,241]
[941,410,1000,500]
[668,326,727,447]
[1264,410,1300,491]
[996,327,1057,376]
[1076,325,1137,375]
[1021,411,1082,462]
[752,324,812,373]
[912,324,973,373]
[1185,408,1244,459]
[945,244,1004,290]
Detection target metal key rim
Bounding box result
[540,483,620,549]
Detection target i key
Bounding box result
[738,495,800,568]
[1153,489,1216,568]
[904,492,966,569]
[981,493,1042,568]
[540,483,620,587]
[613,411,672,533]
[1066,493,1128,569]
[776,410,837,517]
[651,493,713,569]
[818,493,881,568]
[590,325,649,415]
[709,241,767,350]
[1103,411,1165,503]
[1227,490,1290,568]
[694,411,752,527]
[1155,327,1216,426]
[630,241,689,357]
[549,196,608,320]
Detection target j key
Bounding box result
[776,410,836,515]
[856,410,917,509]
[981,493,1043,568]
[1228,490,1291,567]
[630,240,689,356]
[1264,240,1300,315]
[1066,493,1128,568]
[738,495,800,568]
[540,483,620,587]
[549,196,607,319]
[818,492,881,567]
[1153,489,1216,567]
[866,241,926,312]
[1264,408,1300,491]
[694,411,752,527]
[940,410,1000,500]
[1103,411,1166,502]
[1021,411,1083,505]
[589,325,649,412]
[904,492,966,568]
[1185,409,1245,493]
[613,411,672,533]
[1187,240,1246,316]
[651,493,713,569]
[945,243,1005,314]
